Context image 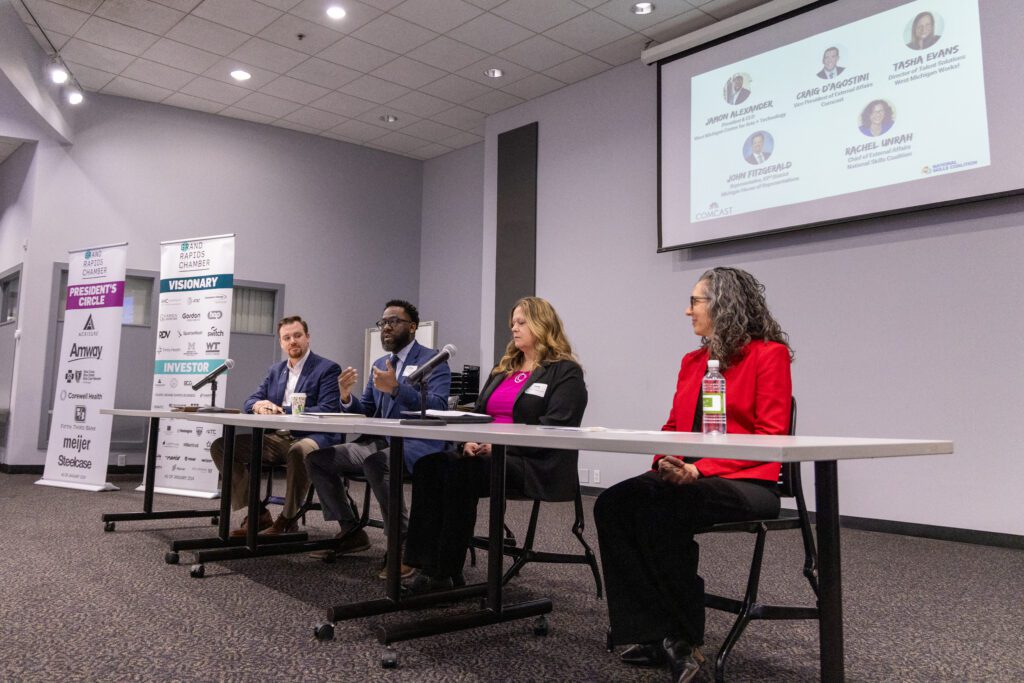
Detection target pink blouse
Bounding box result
[484,371,532,424]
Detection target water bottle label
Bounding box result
[703,393,724,414]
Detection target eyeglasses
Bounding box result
[689,296,711,308]
[376,317,412,329]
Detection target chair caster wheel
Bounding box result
[190,564,205,578]
[313,623,335,641]
[381,647,398,669]
[104,521,115,532]
[211,516,219,526]
[533,615,549,636]
[165,552,180,565]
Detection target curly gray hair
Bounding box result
[699,267,793,368]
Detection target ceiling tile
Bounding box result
[594,0,692,31]
[165,15,250,55]
[317,36,399,72]
[640,9,717,43]
[220,105,275,123]
[418,73,490,104]
[498,34,579,72]
[456,56,532,87]
[179,75,250,104]
[373,130,431,153]
[572,0,604,7]
[542,10,633,53]
[350,14,439,54]
[411,142,453,158]
[150,0,202,9]
[163,91,225,113]
[234,91,303,117]
[229,37,308,72]
[94,0,185,34]
[491,0,587,34]
[75,16,160,55]
[260,75,330,103]
[48,0,103,11]
[286,57,362,88]
[64,61,117,90]
[329,119,391,142]
[463,88,522,114]
[288,0,382,33]
[386,90,451,117]
[101,75,173,101]
[257,0,302,10]
[61,38,136,72]
[21,0,89,36]
[370,56,446,89]
[463,0,502,7]
[397,118,462,142]
[543,53,608,84]
[203,58,279,88]
[257,14,343,55]
[405,35,486,72]
[121,57,197,90]
[339,74,410,104]
[354,105,418,128]
[142,38,221,74]
[191,0,282,35]
[272,119,318,134]
[390,0,483,34]
[441,130,481,147]
[500,72,563,99]
[283,106,347,130]
[428,104,485,129]
[353,0,402,11]
[26,25,71,51]
[447,11,534,52]
[589,31,650,66]
[310,91,378,117]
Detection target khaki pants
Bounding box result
[210,432,317,519]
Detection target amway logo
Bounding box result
[69,343,102,361]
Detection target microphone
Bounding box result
[405,344,456,384]
[192,358,234,391]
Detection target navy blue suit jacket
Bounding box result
[347,339,450,468]
[244,351,342,449]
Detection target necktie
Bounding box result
[390,354,401,379]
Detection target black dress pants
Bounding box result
[594,471,780,647]
[404,450,525,578]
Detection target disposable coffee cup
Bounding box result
[290,392,307,414]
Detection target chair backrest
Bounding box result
[777,397,799,498]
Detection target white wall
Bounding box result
[473,59,1024,536]
[419,142,484,370]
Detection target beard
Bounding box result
[382,328,413,352]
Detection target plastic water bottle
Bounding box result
[702,360,727,435]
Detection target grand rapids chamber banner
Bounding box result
[37,243,128,492]
[146,234,234,498]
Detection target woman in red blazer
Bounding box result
[595,267,793,683]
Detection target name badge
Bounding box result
[402,364,418,377]
[525,383,547,398]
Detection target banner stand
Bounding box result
[38,480,118,492]
[135,485,218,499]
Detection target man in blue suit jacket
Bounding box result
[211,316,341,536]
[306,300,450,571]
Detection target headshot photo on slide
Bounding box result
[723,73,751,105]
[743,130,773,165]
[905,10,943,50]
[858,99,895,137]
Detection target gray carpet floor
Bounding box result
[0,472,1021,682]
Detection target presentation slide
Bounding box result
[660,0,1022,250]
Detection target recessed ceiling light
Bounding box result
[484,68,504,78]
[379,114,398,123]
[66,87,83,105]
[631,2,655,14]
[326,5,346,19]
[230,69,251,81]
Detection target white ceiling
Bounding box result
[0,136,25,166]
[16,0,770,159]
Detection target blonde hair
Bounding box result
[494,296,577,375]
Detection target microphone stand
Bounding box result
[196,378,231,413]
[399,369,447,426]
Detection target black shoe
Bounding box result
[335,528,371,555]
[620,641,666,667]
[401,571,465,595]
[662,636,701,683]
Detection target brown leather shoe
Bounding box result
[229,509,273,537]
[378,562,416,580]
[261,514,299,536]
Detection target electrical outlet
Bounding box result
[593,469,601,484]
[578,468,590,483]
[116,453,126,467]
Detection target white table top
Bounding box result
[103,409,953,463]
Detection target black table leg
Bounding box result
[101,415,219,527]
[814,460,844,682]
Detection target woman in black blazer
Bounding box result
[403,297,587,592]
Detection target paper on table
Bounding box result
[420,409,492,419]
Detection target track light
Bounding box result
[48,58,69,84]
[66,86,84,105]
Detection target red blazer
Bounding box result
[655,340,792,482]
